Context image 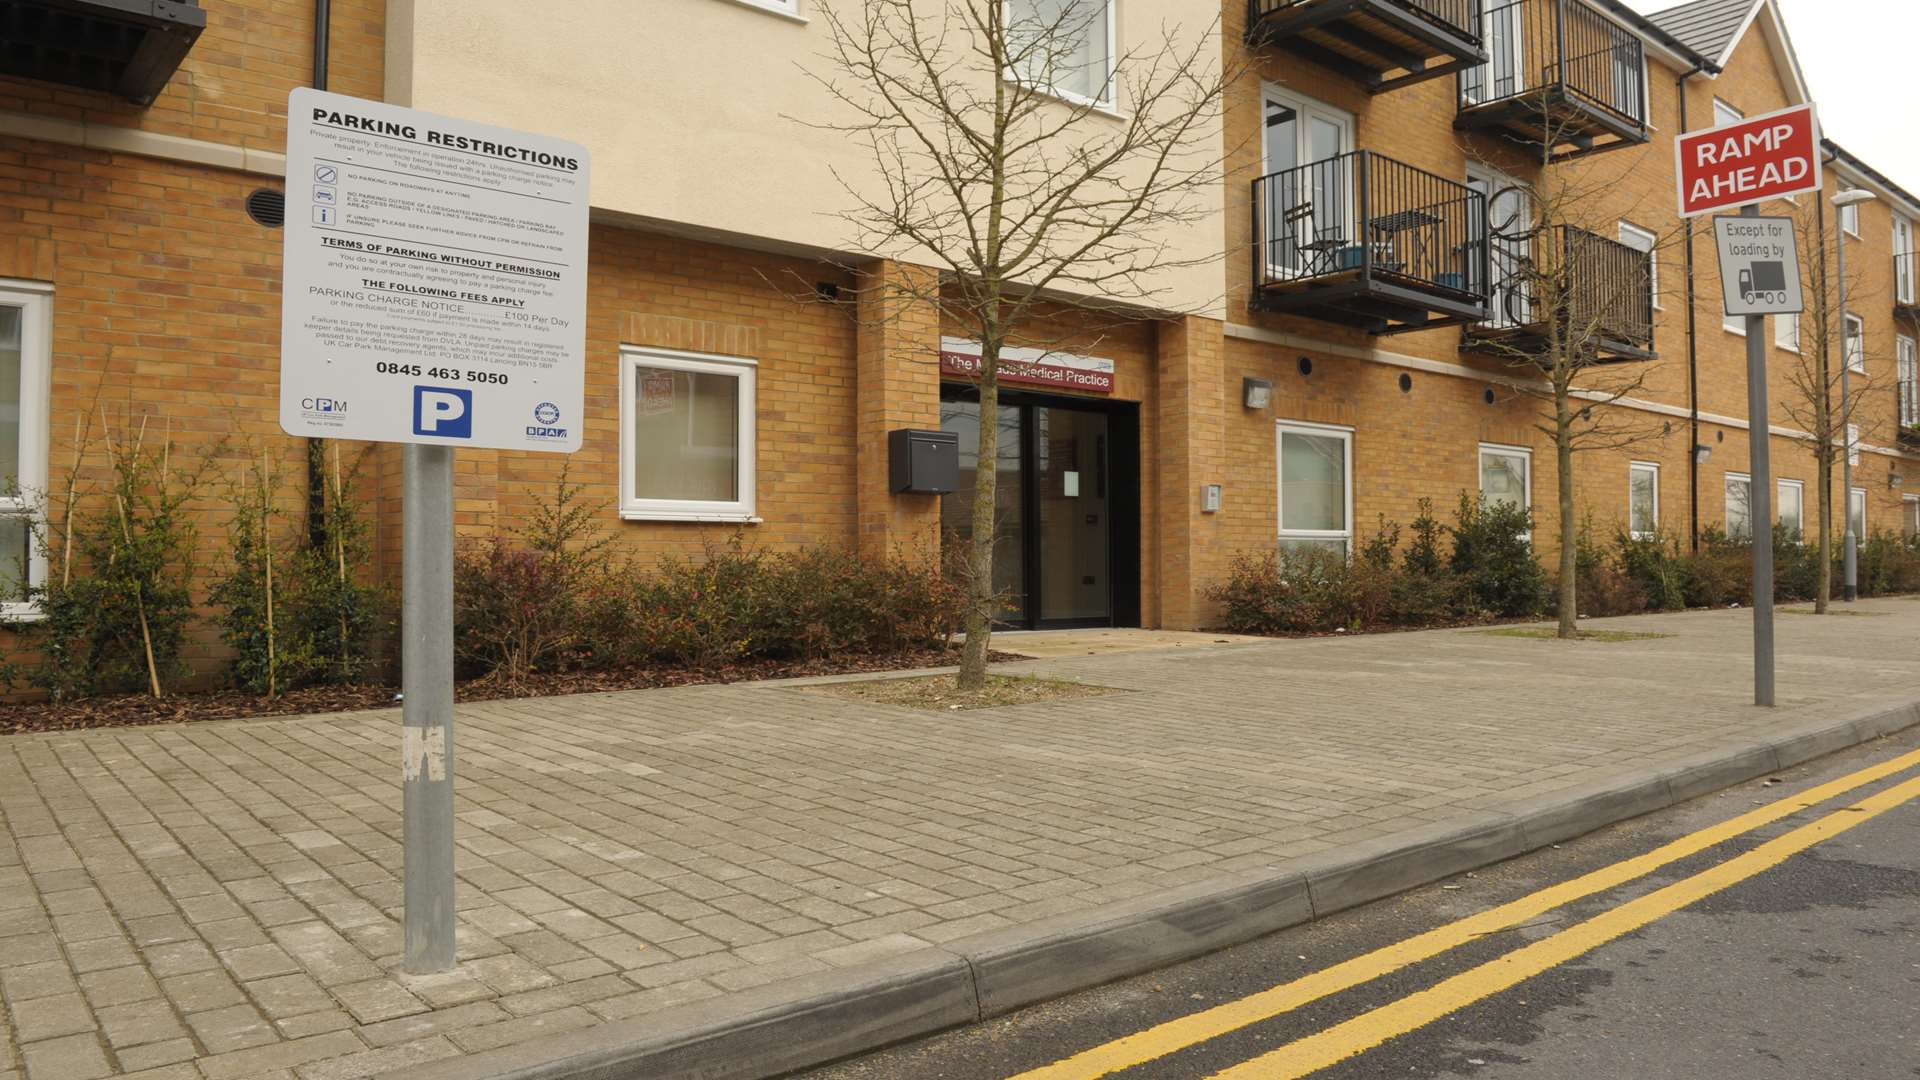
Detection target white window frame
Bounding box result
[1900,334,1919,428]
[1841,201,1861,239]
[1776,478,1804,542]
[1847,422,1861,468]
[1628,460,1660,539]
[618,346,759,523]
[0,281,50,621]
[1845,312,1866,373]
[1896,215,1916,305]
[717,0,803,20]
[1275,420,1354,555]
[1005,0,1118,111]
[1725,471,1753,541]
[1850,487,1868,538]
[1478,443,1532,537]
[1903,493,1920,539]
[1617,221,1660,310]
[1774,310,1799,352]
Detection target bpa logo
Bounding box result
[412,386,473,438]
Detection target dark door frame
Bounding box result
[940,382,1141,629]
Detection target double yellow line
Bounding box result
[1012,745,1920,1080]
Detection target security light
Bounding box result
[1243,377,1274,410]
[1694,443,1713,464]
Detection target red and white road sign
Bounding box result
[1675,103,1822,218]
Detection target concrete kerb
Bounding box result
[390,697,1920,1080]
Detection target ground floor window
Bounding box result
[0,283,48,618]
[1725,472,1752,541]
[1629,461,1659,538]
[1276,421,1352,557]
[1777,479,1804,542]
[1905,495,1920,539]
[618,347,757,522]
[1479,444,1530,514]
[1850,487,1867,539]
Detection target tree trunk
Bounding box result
[956,340,1001,692]
[1556,392,1578,639]
[1814,444,1833,614]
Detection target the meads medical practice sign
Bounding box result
[1675,103,1821,218]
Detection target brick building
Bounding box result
[0,0,1916,679]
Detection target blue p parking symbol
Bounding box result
[413,386,473,438]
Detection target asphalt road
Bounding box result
[796,726,1920,1080]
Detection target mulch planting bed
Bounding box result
[3,647,1023,736]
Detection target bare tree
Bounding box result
[1468,131,1673,638]
[1776,197,1883,613]
[803,0,1229,688]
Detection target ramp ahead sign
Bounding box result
[1675,103,1821,218]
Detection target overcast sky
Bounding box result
[1625,0,1920,193]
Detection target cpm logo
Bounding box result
[412,386,473,438]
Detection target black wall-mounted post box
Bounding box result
[888,428,959,494]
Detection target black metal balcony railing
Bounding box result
[1474,225,1654,358]
[1895,252,1918,314]
[1457,0,1648,158]
[1252,150,1489,334]
[1247,0,1486,93]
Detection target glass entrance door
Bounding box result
[940,387,1135,629]
[1035,406,1111,625]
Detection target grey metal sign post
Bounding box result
[1712,210,1806,708]
[279,89,589,971]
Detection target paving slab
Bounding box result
[3,601,1920,1078]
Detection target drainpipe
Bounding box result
[1678,63,1704,551]
[307,0,332,549]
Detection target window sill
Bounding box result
[620,509,764,524]
[714,0,806,23]
[1003,78,1124,120]
[1,605,44,624]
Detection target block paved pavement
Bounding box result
[3,600,1918,1079]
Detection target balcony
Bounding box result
[1896,252,1918,320]
[1455,0,1648,161]
[1251,150,1489,335]
[1245,0,1487,94]
[1464,225,1655,361]
[0,0,204,105]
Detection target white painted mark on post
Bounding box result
[402,727,448,783]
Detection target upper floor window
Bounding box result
[0,283,49,618]
[1845,313,1865,372]
[1007,0,1115,108]
[1896,215,1916,305]
[1899,334,1918,429]
[1712,99,1743,129]
[1840,201,1861,238]
[620,347,758,523]
[1617,221,1659,310]
[1774,311,1799,352]
[724,0,800,16]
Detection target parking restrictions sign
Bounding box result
[1712,215,1804,317]
[279,88,589,451]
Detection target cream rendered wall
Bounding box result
[387,0,1228,318]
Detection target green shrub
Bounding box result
[1617,529,1689,612]
[1448,494,1549,619]
[24,415,214,700]
[1568,520,1646,618]
[1858,530,1920,596]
